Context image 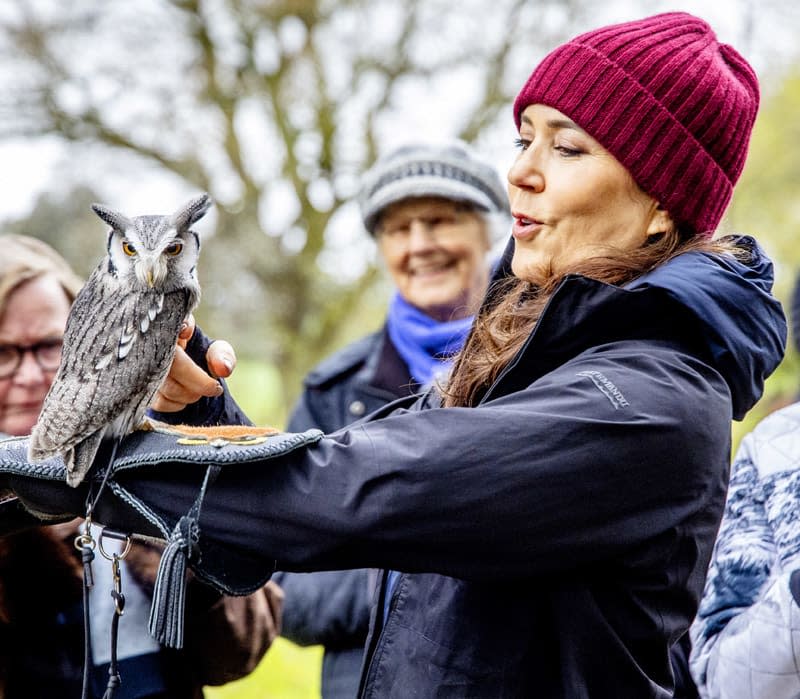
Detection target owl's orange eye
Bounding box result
[122,240,137,256]
[165,242,183,256]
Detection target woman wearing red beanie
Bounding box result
[0,12,788,698]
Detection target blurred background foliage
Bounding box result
[1,0,588,417]
[1,0,799,695]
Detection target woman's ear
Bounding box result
[645,204,675,240]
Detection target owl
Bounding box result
[28,193,211,487]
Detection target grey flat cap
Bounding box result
[359,141,509,234]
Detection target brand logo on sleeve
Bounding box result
[576,370,629,409]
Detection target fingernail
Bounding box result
[214,382,223,396]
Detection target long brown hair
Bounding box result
[441,230,740,408]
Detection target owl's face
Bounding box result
[107,219,200,291]
[93,193,210,293]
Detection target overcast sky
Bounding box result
[0,0,796,225]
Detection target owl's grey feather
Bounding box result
[169,194,212,231]
[28,194,209,486]
[91,205,134,233]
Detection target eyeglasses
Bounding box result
[0,339,63,379]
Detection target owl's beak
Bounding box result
[135,259,163,288]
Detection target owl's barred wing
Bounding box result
[29,270,193,465]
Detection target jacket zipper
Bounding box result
[357,278,572,695]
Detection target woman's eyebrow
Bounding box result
[520,114,585,133]
[546,118,584,132]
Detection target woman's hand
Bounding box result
[150,315,237,413]
[263,580,285,644]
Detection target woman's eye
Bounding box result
[122,240,137,256]
[380,224,409,237]
[555,145,582,157]
[513,137,531,151]
[165,242,183,256]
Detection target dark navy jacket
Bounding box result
[37,237,784,697]
[275,330,417,699]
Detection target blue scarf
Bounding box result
[385,292,474,385]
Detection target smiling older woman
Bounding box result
[1,12,788,698]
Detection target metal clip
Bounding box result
[74,515,96,588]
[74,514,96,552]
[99,530,131,616]
[110,553,125,615]
[98,529,132,561]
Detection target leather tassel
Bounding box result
[147,515,196,648]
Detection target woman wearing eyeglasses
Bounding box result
[0,235,77,437]
[0,234,281,699]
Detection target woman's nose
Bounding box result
[407,219,437,252]
[508,148,545,193]
[12,350,48,386]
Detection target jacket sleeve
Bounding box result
[183,586,275,686]
[272,569,372,648]
[690,413,800,699]
[277,379,374,650]
[113,345,732,581]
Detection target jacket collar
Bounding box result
[479,235,786,419]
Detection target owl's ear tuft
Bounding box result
[172,193,213,231]
[91,204,132,232]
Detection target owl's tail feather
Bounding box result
[27,428,58,464]
[66,432,104,488]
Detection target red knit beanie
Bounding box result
[513,12,759,237]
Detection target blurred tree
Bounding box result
[727,66,800,292]
[0,0,793,415]
[4,186,104,272]
[0,0,600,410]
[725,63,800,441]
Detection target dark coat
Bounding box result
[187,237,782,697]
[275,330,415,698]
[13,236,784,697]
[287,329,417,434]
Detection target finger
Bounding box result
[150,387,188,413]
[207,340,236,379]
[264,580,284,610]
[156,375,209,407]
[263,602,279,645]
[263,581,284,638]
[151,348,222,414]
[170,347,223,397]
[177,314,196,350]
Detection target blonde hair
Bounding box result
[0,234,83,316]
